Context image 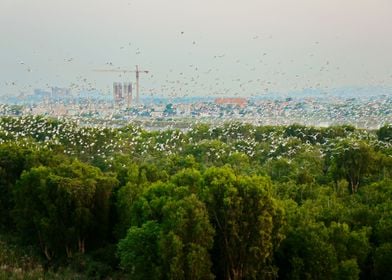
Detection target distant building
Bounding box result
[113,82,132,107]
[215,97,247,108]
[123,83,132,107]
[113,82,123,105]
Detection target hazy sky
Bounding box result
[1,0,392,97]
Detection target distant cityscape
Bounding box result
[0,85,391,129]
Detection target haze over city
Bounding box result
[1,0,392,98]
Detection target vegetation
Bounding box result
[0,116,391,279]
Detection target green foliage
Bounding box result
[118,181,214,280]
[0,144,31,228]
[159,194,215,280]
[118,221,162,280]
[13,161,118,260]
[373,243,392,279]
[202,166,284,279]
[334,259,360,280]
[1,117,392,279]
[330,141,376,193]
[377,124,392,142]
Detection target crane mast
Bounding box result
[93,65,149,106]
[135,65,149,104]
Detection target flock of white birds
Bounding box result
[0,116,391,169]
[4,26,392,100]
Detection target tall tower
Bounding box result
[113,82,123,105]
[123,83,133,108]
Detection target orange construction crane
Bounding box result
[93,65,149,105]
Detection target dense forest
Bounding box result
[0,115,392,279]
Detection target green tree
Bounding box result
[118,221,162,280]
[115,163,149,239]
[276,216,337,280]
[160,194,214,280]
[377,124,392,142]
[334,259,360,280]
[330,141,375,193]
[118,182,214,280]
[13,161,118,259]
[374,243,392,280]
[265,158,293,182]
[202,166,284,280]
[0,144,30,228]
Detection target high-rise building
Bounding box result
[113,82,132,107]
[123,83,132,108]
[113,82,123,105]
